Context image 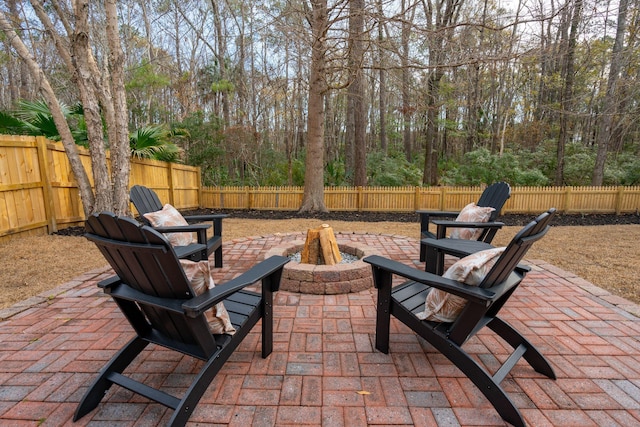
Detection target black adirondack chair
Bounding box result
[417,181,511,261]
[364,208,556,427]
[130,185,227,266]
[424,208,557,275]
[74,212,289,427]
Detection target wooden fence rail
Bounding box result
[1,135,639,241]
[202,185,640,214]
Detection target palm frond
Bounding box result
[13,99,70,122]
[130,125,182,162]
[0,111,32,135]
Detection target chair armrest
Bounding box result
[97,275,121,290]
[153,224,210,246]
[183,214,228,221]
[99,277,187,314]
[183,255,290,317]
[183,214,227,237]
[416,210,460,234]
[431,220,505,229]
[364,255,495,304]
[173,243,208,260]
[153,224,211,233]
[432,220,504,238]
[416,210,460,216]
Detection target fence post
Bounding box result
[36,137,57,233]
[197,168,203,208]
[414,186,420,210]
[168,163,175,206]
[615,186,624,215]
[357,186,364,211]
[439,187,446,211]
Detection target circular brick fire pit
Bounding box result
[264,239,379,294]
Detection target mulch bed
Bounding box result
[185,209,640,226]
[54,210,640,237]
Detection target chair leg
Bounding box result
[373,268,393,354]
[419,242,426,262]
[168,347,230,427]
[488,317,556,380]
[424,244,444,275]
[213,246,223,268]
[430,334,527,427]
[262,287,274,358]
[74,337,149,421]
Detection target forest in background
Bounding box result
[1,0,639,191]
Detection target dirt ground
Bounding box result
[1,212,639,309]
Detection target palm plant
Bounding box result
[129,125,186,162]
[0,100,89,146]
[2,100,185,163]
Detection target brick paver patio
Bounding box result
[1,232,639,426]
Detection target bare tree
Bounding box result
[421,0,465,185]
[300,0,329,212]
[348,0,367,186]
[593,0,629,185]
[376,0,387,154]
[0,1,131,215]
[401,0,414,162]
[555,0,582,185]
[209,0,230,127]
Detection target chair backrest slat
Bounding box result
[479,208,556,288]
[477,181,511,222]
[130,185,164,221]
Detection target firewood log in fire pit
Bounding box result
[300,224,342,265]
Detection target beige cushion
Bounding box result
[180,259,236,335]
[417,247,505,323]
[143,204,194,247]
[449,202,495,240]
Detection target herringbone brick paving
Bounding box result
[0,232,639,426]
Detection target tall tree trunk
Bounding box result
[6,0,28,100]
[424,72,442,185]
[555,0,582,185]
[349,0,366,186]
[466,0,488,152]
[422,0,462,185]
[300,0,328,213]
[592,0,629,185]
[377,0,387,154]
[401,0,413,162]
[345,93,355,177]
[104,0,131,215]
[210,0,229,127]
[71,0,113,212]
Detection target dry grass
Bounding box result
[1,218,638,309]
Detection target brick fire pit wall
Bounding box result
[263,240,379,294]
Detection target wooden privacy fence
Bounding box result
[1,135,639,241]
[0,136,200,241]
[202,185,640,214]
